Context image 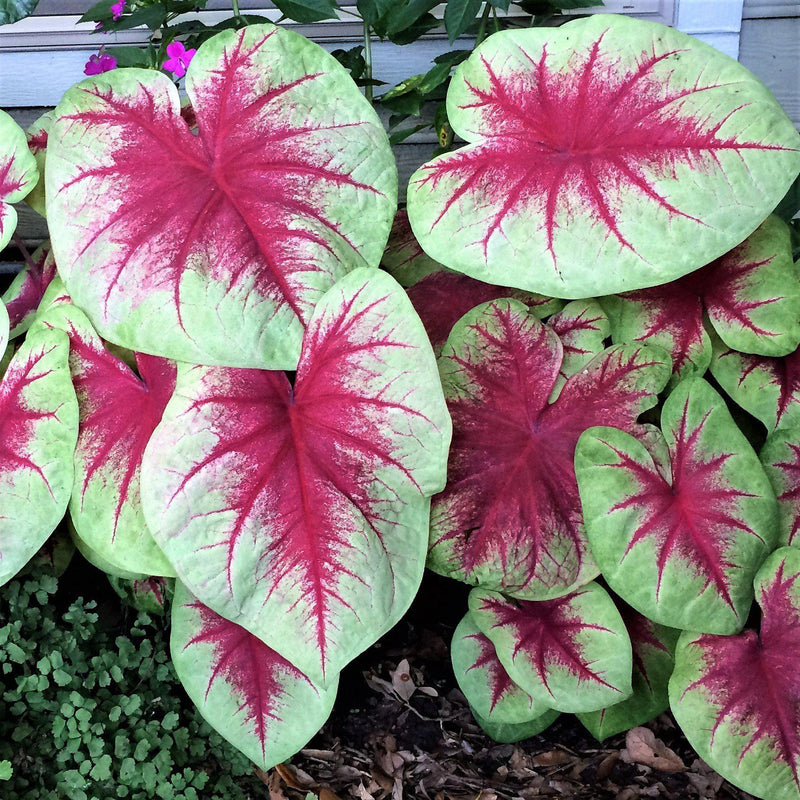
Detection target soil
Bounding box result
[264,573,756,800]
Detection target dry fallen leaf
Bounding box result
[622,727,686,772]
[391,659,416,701]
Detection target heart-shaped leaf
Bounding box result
[711,343,800,431]
[761,428,800,548]
[46,24,397,369]
[451,610,549,724]
[547,299,609,398]
[171,582,337,769]
[142,269,450,683]
[406,16,800,298]
[471,706,560,744]
[0,109,38,251]
[108,574,173,615]
[604,216,800,384]
[0,326,78,586]
[469,585,632,713]
[576,378,776,634]
[428,298,670,599]
[670,547,800,800]
[39,298,176,577]
[407,272,561,356]
[2,242,58,340]
[577,605,679,741]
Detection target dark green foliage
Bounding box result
[0,567,266,799]
[0,0,39,25]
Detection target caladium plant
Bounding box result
[0,108,38,251]
[0,324,78,586]
[576,377,777,634]
[1,242,57,339]
[23,109,53,219]
[428,297,670,599]
[468,585,633,714]
[141,268,450,684]
[761,428,800,548]
[711,342,800,432]
[603,215,800,384]
[406,15,800,298]
[45,23,397,370]
[170,582,337,770]
[670,547,800,800]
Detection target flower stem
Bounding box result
[363,20,374,104]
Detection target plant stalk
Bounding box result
[363,20,374,104]
[475,2,492,46]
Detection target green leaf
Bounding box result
[383,0,439,36]
[0,760,11,781]
[357,0,395,26]
[444,0,483,43]
[105,45,150,68]
[387,12,439,44]
[0,0,39,25]
[77,0,113,23]
[774,174,800,222]
[272,0,338,23]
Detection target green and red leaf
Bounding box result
[381,209,446,287]
[576,378,777,634]
[1,242,58,339]
[577,604,679,741]
[469,585,632,713]
[406,16,800,298]
[451,611,549,724]
[24,109,53,218]
[141,269,450,683]
[171,583,337,770]
[670,547,800,800]
[761,428,800,548]
[0,109,38,250]
[406,272,561,356]
[0,326,78,586]
[428,298,670,599]
[46,24,396,369]
[711,343,800,432]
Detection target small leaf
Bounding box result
[761,427,800,548]
[451,611,550,724]
[272,0,339,23]
[471,705,560,743]
[380,209,447,287]
[577,378,777,634]
[0,0,39,25]
[23,109,52,218]
[469,584,633,713]
[2,242,57,339]
[444,0,483,43]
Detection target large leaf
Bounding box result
[471,706,560,744]
[1,242,57,339]
[670,547,800,800]
[46,24,397,370]
[451,610,549,724]
[38,298,176,577]
[406,16,800,298]
[761,428,800,548]
[711,343,800,432]
[469,585,633,713]
[0,327,78,587]
[171,583,337,769]
[406,272,561,356]
[141,269,451,683]
[577,605,679,741]
[0,109,38,251]
[605,216,800,383]
[428,298,670,600]
[576,378,776,634]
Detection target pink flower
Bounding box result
[162,41,196,79]
[111,0,125,20]
[84,53,117,76]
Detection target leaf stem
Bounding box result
[475,2,492,46]
[363,20,374,104]
[231,0,241,21]
[12,234,37,272]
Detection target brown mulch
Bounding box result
[255,576,754,800]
